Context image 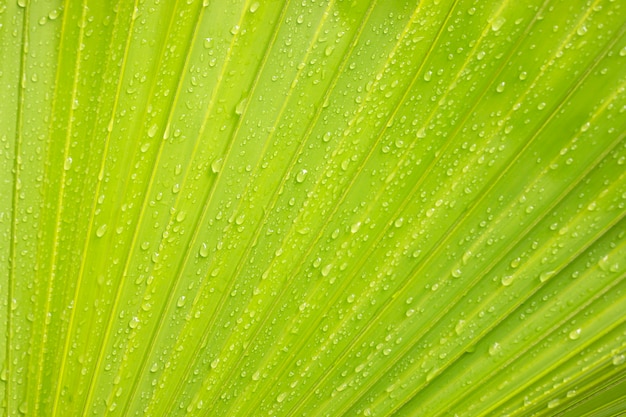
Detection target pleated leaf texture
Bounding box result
[1,0,626,416]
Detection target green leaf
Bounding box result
[1,0,625,416]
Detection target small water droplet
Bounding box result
[199,243,209,258]
[96,224,107,237]
[539,270,554,282]
[64,157,73,171]
[569,328,581,340]
[129,316,139,329]
[177,296,186,307]
[249,2,259,13]
[488,342,501,356]
[211,158,223,174]
[547,398,560,409]
[491,16,506,31]
[147,123,158,138]
[501,275,514,286]
[235,97,247,115]
[496,82,506,93]
[296,169,308,183]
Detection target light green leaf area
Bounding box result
[1,0,625,416]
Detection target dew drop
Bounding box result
[488,342,501,356]
[64,157,73,171]
[496,82,505,93]
[491,16,505,31]
[96,224,107,238]
[129,316,139,329]
[177,296,186,307]
[501,275,514,286]
[199,243,209,258]
[147,123,158,138]
[211,158,223,174]
[295,169,308,183]
[568,328,581,340]
[547,398,560,409]
[235,97,247,115]
[249,2,259,13]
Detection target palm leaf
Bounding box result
[1,0,625,415]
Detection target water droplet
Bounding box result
[177,296,186,307]
[451,268,462,278]
[129,316,139,329]
[501,275,514,286]
[488,342,501,356]
[230,25,240,35]
[423,71,432,82]
[176,211,186,222]
[64,157,73,171]
[613,354,625,365]
[491,16,506,31]
[199,243,209,258]
[620,46,626,57]
[519,71,527,80]
[539,270,554,282]
[350,222,361,233]
[277,392,287,403]
[147,123,158,138]
[96,224,107,237]
[249,2,259,13]
[211,158,223,174]
[296,169,308,183]
[568,328,581,340]
[576,25,587,36]
[455,319,465,335]
[235,97,247,115]
[547,398,560,409]
[48,9,59,20]
[140,142,150,153]
[496,82,506,93]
